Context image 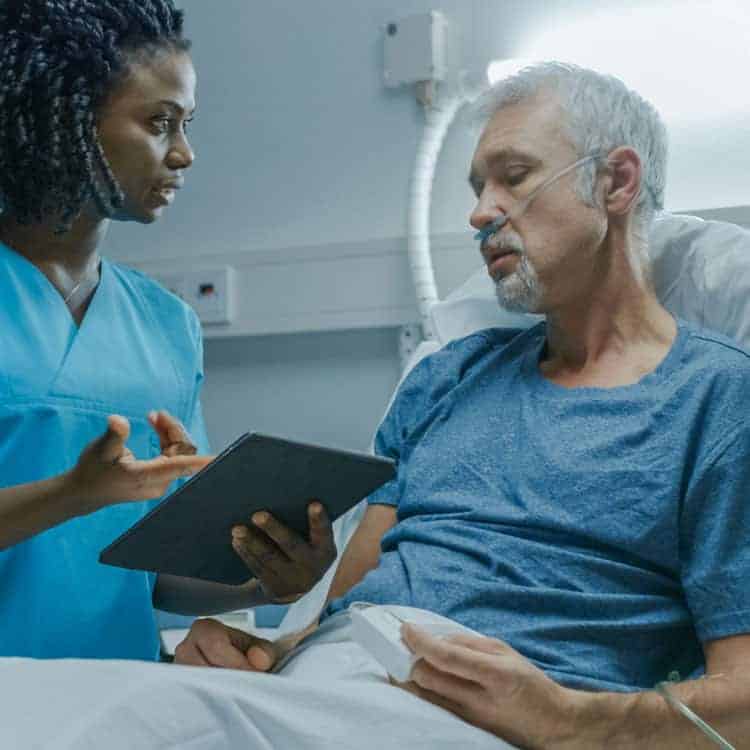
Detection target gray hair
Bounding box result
[472,62,668,273]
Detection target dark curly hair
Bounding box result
[0,0,191,231]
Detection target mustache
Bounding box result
[485,230,525,255]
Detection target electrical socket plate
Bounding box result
[153,266,237,325]
[383,10,447,88]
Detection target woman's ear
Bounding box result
[604,146,642,217]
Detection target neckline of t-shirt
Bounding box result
[0,240,109,294]
[520,317,688,398]
[0,240,110,329]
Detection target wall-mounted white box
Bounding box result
[153,266,237,325]
[383,10,447,88]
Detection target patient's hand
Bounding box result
[173,618,280,671]
[230,502,337,604]
[399,625,577,749]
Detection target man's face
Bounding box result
[96,50,197,224]
[468,94,607,314]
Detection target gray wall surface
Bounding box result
[201,328,401,452]
[107,0,749,265]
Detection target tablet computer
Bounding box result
[99,432,396,585]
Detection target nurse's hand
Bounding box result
[174,617,282,671]
[230,502,337,603]
[70,414,212,512]
[147,409,200,457]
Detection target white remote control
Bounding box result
[349,602,480,682]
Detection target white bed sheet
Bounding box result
[0,613,513,750]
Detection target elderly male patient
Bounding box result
[175,62,750,747]
[3,62,749,749]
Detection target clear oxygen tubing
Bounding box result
[655,680,736,750]
[407,93,466,341]
[473,152,606,244]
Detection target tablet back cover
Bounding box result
[99,433,395,585]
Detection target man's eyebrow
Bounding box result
[485,147,540,168]
[468,147,542,191]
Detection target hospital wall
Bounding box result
[104,0,750,451]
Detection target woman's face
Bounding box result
[96,50,197,224]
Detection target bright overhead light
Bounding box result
[486,58,534,85]
[486,1,749,123]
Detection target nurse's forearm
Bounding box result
[152,573,272,615]
[0,471,86,549]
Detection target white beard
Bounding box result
[495,254,544,313]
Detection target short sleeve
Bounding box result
[365,331,496,507]
[680,422,750,642]
[364,366,423,507]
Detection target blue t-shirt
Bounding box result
[0,244,210,659]
[326,320,750,692]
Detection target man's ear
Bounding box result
[604,146,642,217]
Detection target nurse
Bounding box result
[0,0,335,660]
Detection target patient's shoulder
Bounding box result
[398,324,541,404]
[442,322,541,359]
[680,320,750,381]
[676,320,750,432]
[375,325,540,454]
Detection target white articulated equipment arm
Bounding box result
[407,92,465,342]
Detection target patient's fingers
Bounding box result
[395,672,471,714]
[199,636,255,671]
[174,619,262,671]
[224,626,278,671]
[401,624,502,685]
[439,632,507,655]
[173,638,210,667]
[246,642,277,671]
[409,658,481,707]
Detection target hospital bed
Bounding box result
[4,211,750,750]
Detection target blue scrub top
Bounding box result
[0,242,210,659]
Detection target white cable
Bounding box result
[407,94,465,341]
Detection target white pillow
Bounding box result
[431,212,750,349]
[650,213,750,348]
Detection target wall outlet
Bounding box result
[153,266,237,325]
[183,266,237,325]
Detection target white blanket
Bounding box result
[0,614,514,749]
